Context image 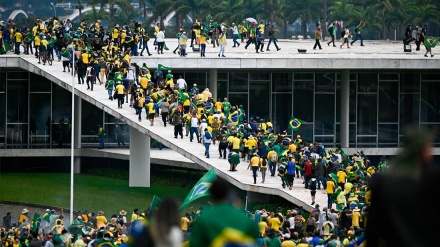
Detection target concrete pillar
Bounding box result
[340,70,350,148]
[74,96,82,174]
[247,191,270,203]
[129,127,150,187]
[209,69,217,100]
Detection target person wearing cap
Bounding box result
[96,211,107,230]
[112,24,120,47]
[115,80,126,109]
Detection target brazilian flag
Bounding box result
[179,168,217,211]
[24,33,33,44]
[158,64,172,72]
[163,42,169,50]
[148,195,162,216]
[288,116,306,131]
[424,36,439,48]
[177,89,188,103]
[229,110,239,125]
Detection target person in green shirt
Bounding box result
[222,97,231,119]
[189,178,259,247]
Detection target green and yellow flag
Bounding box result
[158,64,172,72]
[31,213,41,234]
[424,36,439,48]
[288,116,306,131]
[177,89,188,102]
[179,168,217,211]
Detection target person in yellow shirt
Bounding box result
[326,176,336,209]
[247,153,260,184]
[337,168,347,189]
[13,29,22,55]
[34,35,41,58]
[137,94,145,122]
[199,32,209,57]
[270,213,281,232]
[181,213,191,241]
[96,211,108,229]
[115,81,126,108]
[112,24,120,46]
[215,98,223,112]
[258,217,268,237]
[147,99,156,126]
[39,36,49,65]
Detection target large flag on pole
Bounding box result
[288,116,306,131]
[179,168,217,211]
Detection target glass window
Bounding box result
[295,123,313,143]
[30,73,51,92]
[29,93,51,145]
[217,72,228,81]
[379,73,399,81]
[81,100,103,136]
[7,80,28,123]
[378,124,398,144]
[52,84,72,124]
[0,94,5,146]
[272,94,292,133]
[272,73,292,92]
[249,72,270,81]
[357,94,377,135]
[51,120,71,148]
[294,73,313,81]
[421,81,440,122]
[229,72,248,92]
[314,136,334,146]
[336,72,357,81]
[0,72,5,92]
[420,124,440,146]
[7,71,29,80]
[249,81,270,121]
[315,73,336,93]
[184,72,207,90]
[228,93,248,118]
[399,94,419,134]
[293,81,314,122]
[105,112,120,124]
[400,73,420,93]
[358,73,378,93]
[6,124,28,148]
[378,81,398,122]
[421,73,440,81]
[357,136,377,147]
[315,94,335,135]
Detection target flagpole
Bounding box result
[70,42,75,224]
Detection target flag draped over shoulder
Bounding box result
[424,36,439,48]
[149,195,162,216]
[179,168,217,211]
[158,64,172,72]
[288,116,306,131]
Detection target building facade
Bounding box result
[1,68,439,149]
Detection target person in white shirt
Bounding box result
[156,29,165,54]
[176,75,187,89]
[190,114,200,143]
[231,23,240,47]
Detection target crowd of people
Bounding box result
[1,14,433,247]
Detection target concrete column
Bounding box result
[74,96,82,174]
[340,70,350,148]
[209,69,217,100]
[247,191,270,203]
[129,127,150,187]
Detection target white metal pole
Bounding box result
[70,43,75,223]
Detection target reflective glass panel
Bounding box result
[293,81,313,122]
[249,81,270,121]
[30,73,51,92]
[272,94,292,133]
[421,81,440,122]
[315,94,335,135]
[29,93,51,147]
[315,73,336,93]
[272,73,292,93]
[357,94,377,135]
[358,73,378,93]
[229,72,248,92]
[7,80,28,123]
[400,73,420,93]
[378,81,398,122]
[378,124,398,144]
[399,94,419,134]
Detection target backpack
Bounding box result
[310,179,317,190]
[341,30,346,37]
[270,152,277,162]
[205,132,212,139]
[89,66,95,75]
